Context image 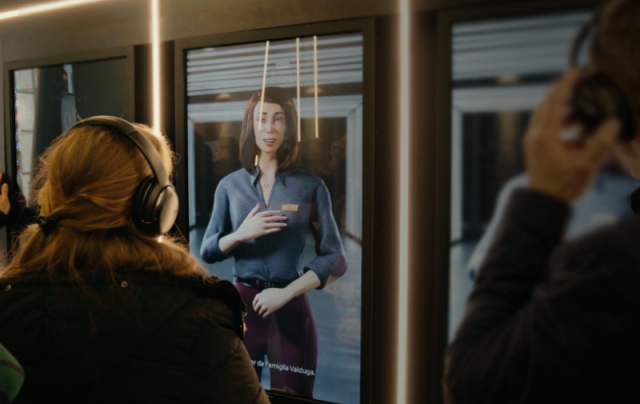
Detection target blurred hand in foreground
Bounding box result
[524,69,620,203]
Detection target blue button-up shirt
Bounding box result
[200,167,347,289]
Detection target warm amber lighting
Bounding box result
[313,36,319,139]
[0,10,20,20]
[0,0,105,20]
[397,0,410,402]
[296,37,301,142]
[151,0,161,136]
[258,41,270,130]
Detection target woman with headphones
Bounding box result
[0,117,268,403]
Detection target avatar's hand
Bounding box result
[524,69,619,203]
[235,204,287,242]
[253,288,293,318]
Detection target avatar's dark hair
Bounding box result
[239,87,299,173]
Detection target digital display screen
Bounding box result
[13,57,131,205]
[448,11,640,338]
[185,33,363,403]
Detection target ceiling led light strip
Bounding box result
[0,0,105,20]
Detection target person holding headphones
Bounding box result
[0,117,269,403]
[444,1,640,403]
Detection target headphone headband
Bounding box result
[69,116,170,188]
[569,17,596,67]
[67,116,178,236]
[566,8,636,142]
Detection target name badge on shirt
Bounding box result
[282,204,299,212]
[590,213,617,226]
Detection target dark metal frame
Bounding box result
[432,0,602,394]
[174,18,374,404]
[2,46,135,230]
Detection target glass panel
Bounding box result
[448,10,640,339]
[13,57,130,205]
[186,32,363,404]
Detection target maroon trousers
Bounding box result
[234,281,318,398]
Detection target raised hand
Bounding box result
[253,288,293,318]
[524,69,620,203]
[235,204,287,242]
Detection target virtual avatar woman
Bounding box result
[201,86,347,398]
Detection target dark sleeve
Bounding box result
[185,300,270,404]
[200,183,233,264]
[444,189,574,404]
[304,182,347,289]
[196,339,270,404]
[0,212,6,230]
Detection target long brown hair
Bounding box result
[1,123,208,284]
[239,86,299,173]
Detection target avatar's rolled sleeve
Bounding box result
[201,183,233,263]
[304,182,347,289]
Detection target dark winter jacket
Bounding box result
[444,188,640,404]
[0,270,270,404]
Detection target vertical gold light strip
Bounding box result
[258,41,269,129]
[397,0,410,402]
[258,41,270,130]
[313,35,319,138]
[152,0,161,135]
[296,37,301,142]
[255,40,269,167]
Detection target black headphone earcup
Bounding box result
[570,73,636,142]
[155,185,179,235]
[131,176,179,236]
